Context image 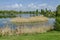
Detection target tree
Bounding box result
[56,5,60,16]
[45,8,55,17]
[35,9,39,16]
[55,5,60,31]
[40,9,45,15]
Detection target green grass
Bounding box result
[0,31,60,40]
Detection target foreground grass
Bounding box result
[0,31,60,40]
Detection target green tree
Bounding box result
[45,8,55,17]
[55,5,60,31]
[40,9,45,15]
[35,9,38,16]
[56,5,60,16]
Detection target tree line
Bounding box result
[0,8,56,18]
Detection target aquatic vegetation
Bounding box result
[0,26,54,36]
[11,16,48,23]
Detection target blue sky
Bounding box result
[0,0,60,11]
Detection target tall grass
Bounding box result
[0,25,54,36]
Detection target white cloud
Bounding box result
[38,3,55,11]
[27,3,56,11]
[28,3,49,9]
[38,3,47,7]
[28,3,37,8]
[47,5,56,11]
[19,4,23,7]
[6,3,23,8]
[0,3,56,11]
[28,3,34,7]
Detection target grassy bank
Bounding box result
[0,31,60,40]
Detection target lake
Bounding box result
[0,14,55,29]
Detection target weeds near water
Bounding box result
[0,26,54,36]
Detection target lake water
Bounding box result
[0,14,55,29]
[16,14,41,18]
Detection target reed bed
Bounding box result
[11,16,48,23]
[0,26,54,36]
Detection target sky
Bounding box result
[0,0,60,11]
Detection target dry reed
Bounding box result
[0,26,54,35]
[11,16,48,23]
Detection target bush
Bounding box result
[55,22,60,31]
[55,17,60,31]
[56,17,60,23]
